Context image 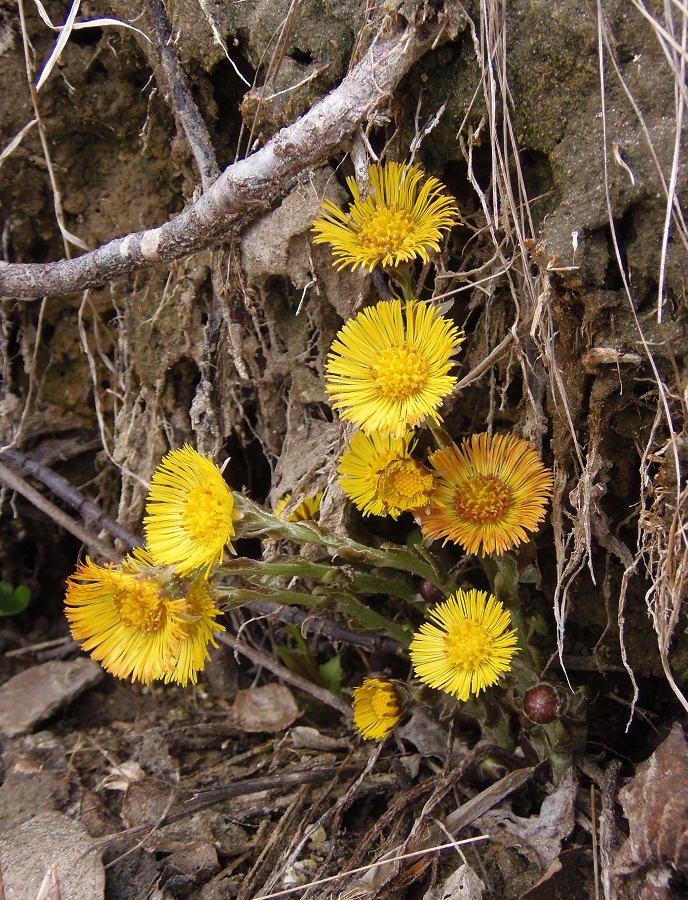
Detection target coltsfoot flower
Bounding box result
[338,430,414,517]
[376,457,436,517]
[326,298,463,435]
[312,162,459,271]
[420,432,554,556]
[352,677,402,740]
[170,575,225,686]
[274,491,323,522]
[66,555,188,684]
[65,553,224,686]
[144,444,241,575]
[409,589,518,700]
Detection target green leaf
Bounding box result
[0,583,31,616]
[318,655,342,695]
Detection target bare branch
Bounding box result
[0,5,464,300]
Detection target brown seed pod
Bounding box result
[523,683,562,725]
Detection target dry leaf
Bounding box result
[473,767,577,869]
[612,723,688,898]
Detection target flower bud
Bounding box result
[418,579,445,604]
[523,684,563,725]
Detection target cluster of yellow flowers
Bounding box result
[62,160,556,749]
[312,161,554,740]
[65,445,239,686]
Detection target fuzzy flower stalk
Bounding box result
[144,444,241,575]
[410,589,518,700]
[326,298,463,436]
[420,432,554,556]
[312,161,459,272]
[65,553,224,686]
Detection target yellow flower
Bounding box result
[352,677,401,740]
[274,491,323,522]
[168,576,225,687]
[65,554,225,686]
[326,298,463,435]
[65,555,188,684]
[312,162,459,271]
[144,444,240,575]
[420,432,554,556]
[338,430,413,517]
[376,458,436,517]
[409,589,518,700]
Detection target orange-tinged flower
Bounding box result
[326,298,463,436]
[420,432,553,555]
[352,677,402,740]
[312,162,459,272]
[409,589,518,700]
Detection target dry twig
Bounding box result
[0,5,463,300]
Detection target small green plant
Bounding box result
[0,581,31,616]
[276,625,342,695]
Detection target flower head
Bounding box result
[409,589,518,700]
[312,162,459,272]
[326,299,463,435]
[274,491,322,522]
[65,555,188,684]
[420,432,554,556]
[338,430,413,517]
[169,576,225,686]
[376,457,436,517]
[144,444,241,575]
[65,553,224,686]
[352,677,401,740]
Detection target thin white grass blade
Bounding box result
[0,118,37,167]
[70,18,152,43]
[36,0,82,91]
[59,222,90,251]
[31,0,55,29]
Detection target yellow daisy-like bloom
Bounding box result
[376,457,436,517]
[312,162,459,271]
[168,576,225,687]
[352,677,401,740]
[274,491,323,522]
[65,555,188,684]
[144,444,241,575]
[326,298,463,435]
[409,589,518,700]
[338,430,414,517]
[420,432,554,556]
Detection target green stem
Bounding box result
[214,582,409,645]
[233,494,455,593]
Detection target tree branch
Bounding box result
[0,4,463,300]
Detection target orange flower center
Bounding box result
[444,619,490,669]
[358,206,416,257]
[113,578,166,632]
[370,344,429,400]
[454,474,512,524]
